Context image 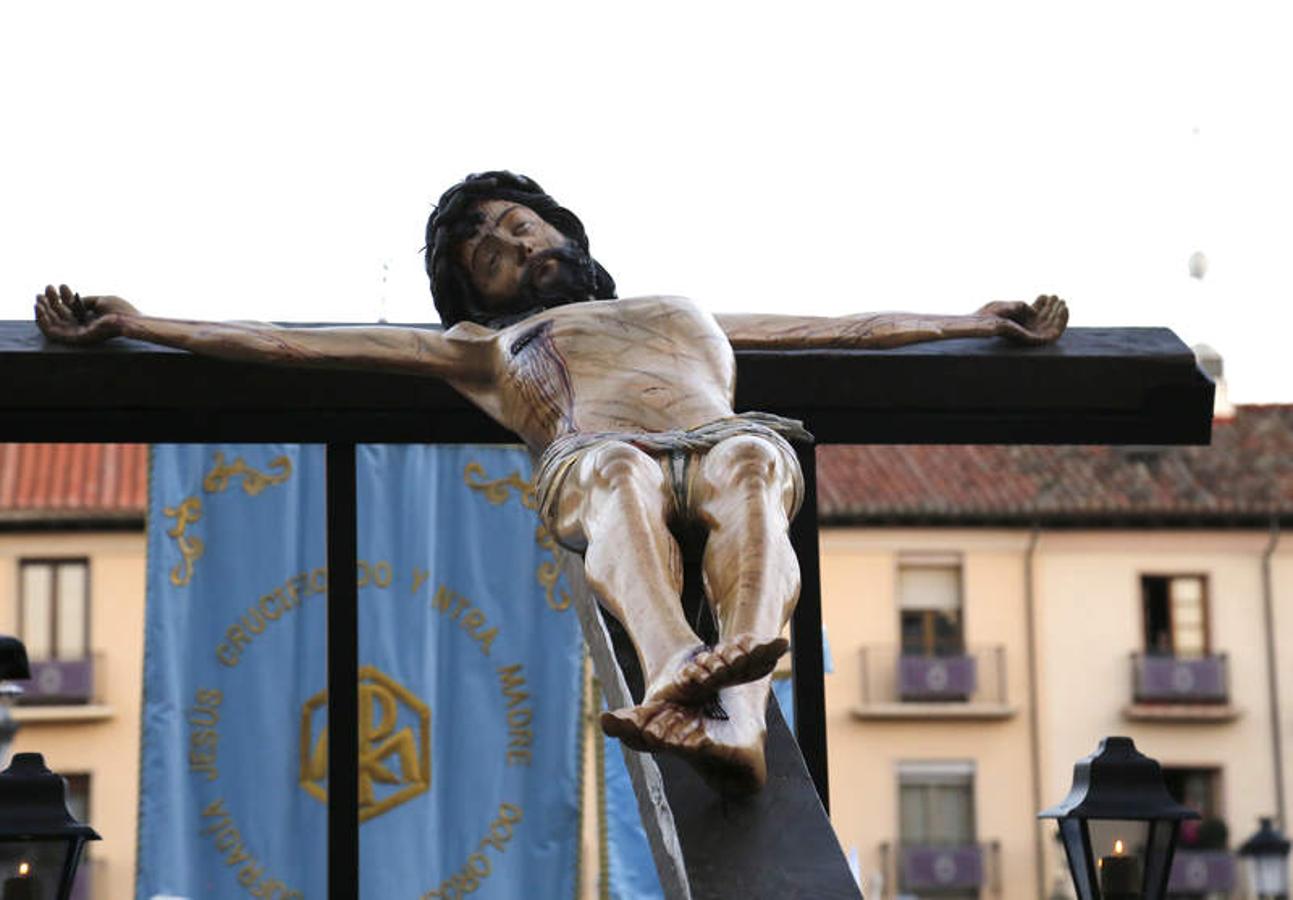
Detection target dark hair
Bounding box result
[424,171,616,327]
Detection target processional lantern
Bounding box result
[0,753,100,900]
[1238,817,1290,899]
[1039,736,1198,900]
[0,638,99,900]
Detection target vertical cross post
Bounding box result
[326,443,360,899]
[790,442,829,811]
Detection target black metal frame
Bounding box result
[0,321,1214,899]
[790,442,828,808]
[325,445,360,900]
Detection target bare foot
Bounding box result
[646,634,788,706]
[600,682,771,795]
[600,701,699,754]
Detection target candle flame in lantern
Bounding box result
[17,861,29,876]
[1114,839,1125,856]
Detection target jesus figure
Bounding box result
[36,171,1067,793]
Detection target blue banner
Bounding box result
[138,444,584,899]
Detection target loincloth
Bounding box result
[534,412,813,548]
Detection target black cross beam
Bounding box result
[0,322,1212,900]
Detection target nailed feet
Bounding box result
[601,680,773,795]
[601,635,788,794]
[647,634,788,705]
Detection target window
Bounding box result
[18,560,89,661]
[899,762,976,846]
[1142,575,1208,657]
[1162,768,1221,819]
[1163,767,1227,862]
[897,763,982,898]
[899,557,964,657]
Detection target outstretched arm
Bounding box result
[715,295,1068,350]
[35,284,495,383]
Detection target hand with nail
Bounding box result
[35,285,140,345]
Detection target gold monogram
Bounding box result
[464,462,571,612]
[162,496,204,587]
[299,666,431,823]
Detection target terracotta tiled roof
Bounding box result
[5,407,1292,526]
[818,405,1293,525]
[0,444,147,520]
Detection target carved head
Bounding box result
[424,171,616,327]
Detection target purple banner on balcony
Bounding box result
[1168,850,1235,892]
[900,845,983,890]
[1137,656,1227,702]
[20,658,94,704]
[898,655,976,700]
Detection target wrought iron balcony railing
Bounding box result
[1130,652,1229,704]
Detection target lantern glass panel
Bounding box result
[1246,854,1289,895]
[1140,819,1177,896]
[1088,820,1149,897]
[0,839,73,900]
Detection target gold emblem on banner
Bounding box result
[299,666,431,822]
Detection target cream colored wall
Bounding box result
[0,530,145,900]
[821,528,1042,899]
[822,526,1293,899]
[1034,530,1289,879]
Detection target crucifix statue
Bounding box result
[35,170,1067,794]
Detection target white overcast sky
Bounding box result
[3,2,1291,401]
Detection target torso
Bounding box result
[450,296,737,453]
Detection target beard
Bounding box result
[480,241,600,329]
[517,241,599,308]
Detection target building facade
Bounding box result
[0,443,148,900]
[818,406,1293,899]
[4,405,1292,899]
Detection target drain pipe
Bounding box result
[1024,525,1046,898]
[1261,517,1286,828]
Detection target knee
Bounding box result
[704,436,787,488]
[700,436,803,517]
[587,441,662,493]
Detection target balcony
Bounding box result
[1167,849,1236,894]
[853,646,1015,721]
[10,655,112,723]
[879,841,1000,896]
[1123,653,1239,723]
[16,656,97,705]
